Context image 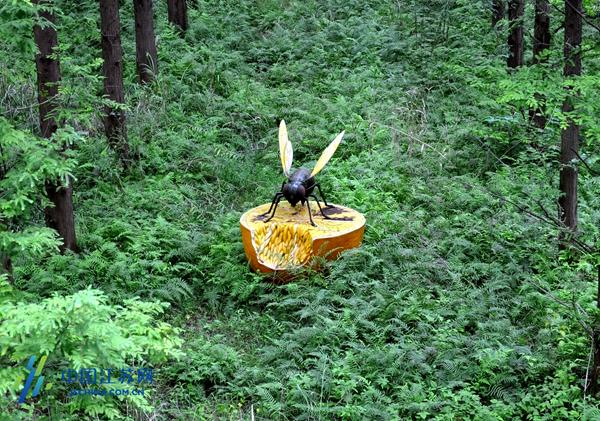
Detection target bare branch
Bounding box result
[565,0,600,34]
[551,1,600,34]
[530,280,592,336]
[571,147,600,176]
[407,228,455,274]
[452,177,556,226]
[0,94,59,115]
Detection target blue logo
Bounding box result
[13,356,153,401]
[62,367,153,397]
[13,355,52,404]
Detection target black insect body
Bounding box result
[264,168,332,226]
[284,168,315,206]
[263,121,345,226]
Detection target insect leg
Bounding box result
[305,200,316,227]
[263,182,285,215]
[308,194,332,219]
[264,194,284,223]
[262,192,284,217]
[314,183,334,207]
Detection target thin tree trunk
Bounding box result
[592,263,600,395]
[133,0,158,84]
[33,0,59,139]
[530,0,551,128]
[533,0,551,64]
[1,254,13,285]
[33,0,79,253]
[44,181,79,253]
[591,328,600,396]
[507,0,524,68]
[558,0,581,245]
[167,0,188,32]
[0,218,13,285]
[99,0,129,164]
[0,136,10,284]
[492,0,505,28]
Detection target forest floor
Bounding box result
[3,0,600,420]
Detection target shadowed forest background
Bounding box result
[2,0,600,419]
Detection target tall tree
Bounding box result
[167,0,188,32]
[32,0,79,253]
[558,0,582,243]
[507,0,524,68]
[530,0,551,127]
[533,0,551,64]
[0,253,12,284]
[492,0,505,28]
[133,0,158,84]
[0,216,13,284]
[99,0,129,163]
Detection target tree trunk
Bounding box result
[44,180,79,253]
[492,0,505,28]
[1,254,13,285]
[33,1,59,139]
[99,0,129,164]
[33,0,79,253]
[590,327,600,395]
[167,0,188,32]
[591,263,600,395]
[507,0,524,68]
[533,0,551,64]
[0,218,13,285]
[558,0,581,244]
[133,0,158,84]
[530,0,551,128]
[0,135,11,284]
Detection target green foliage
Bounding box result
[0,278,183,419]
[0,118,81,260]
[0,0,38,57]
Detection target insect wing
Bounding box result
[279,120,293,177]
[310,130,345,177]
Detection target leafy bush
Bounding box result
[0,278,183,419]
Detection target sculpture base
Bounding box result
[240,202,365,282]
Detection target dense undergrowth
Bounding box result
[2,0,600,419]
